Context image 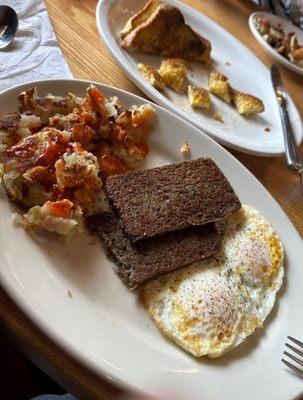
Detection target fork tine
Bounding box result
[284,351,303,367]
[282,358,303,378]
[286,343,303,357]
[288,336,303,349]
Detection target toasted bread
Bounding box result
[208,71,232,103]
[120,0,161,38]
[120,1,211,62]
[232,90,264,116]
[187,85,211,109]
[137,63,166,90]
[158,58,187,92]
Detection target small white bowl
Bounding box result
[249,11,303,76]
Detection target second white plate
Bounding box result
[96,0,302,156]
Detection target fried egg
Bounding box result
[142,205,284,358]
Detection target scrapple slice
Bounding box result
[105,157,241,242]
[86,211,221,290]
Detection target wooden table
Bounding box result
[0,0,302,399]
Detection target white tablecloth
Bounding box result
[0,0,72,93]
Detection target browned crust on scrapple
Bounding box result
[120,3,211,61]
[86,211,221,289]
[105,157,241,242]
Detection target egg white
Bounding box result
[141,205,284,357]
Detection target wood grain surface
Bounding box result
[0,0,302,399]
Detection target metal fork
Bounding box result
[282,336,303,378]
[289,0,302,27]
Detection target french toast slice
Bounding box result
[120,0,160,38]
[158,58,187,92]
[120,1,211,62]
[187,85,211,109]
[208,71,232,103]
[137,63,166,90]
[232,90,264,116]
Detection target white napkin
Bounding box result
[0,0,72,93]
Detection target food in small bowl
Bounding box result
[253,15,303,69]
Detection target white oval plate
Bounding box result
[0,79,303,400]
[249,11,303,76]
[96,0,303,157]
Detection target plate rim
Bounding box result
[96,0,303,157]
[0,77,255,393]
[248,11,303,76]
[0,78,302,400]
